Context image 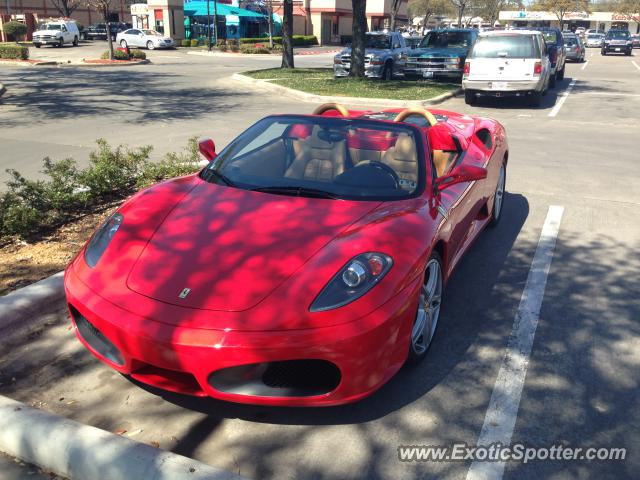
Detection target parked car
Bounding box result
[85,22,130,41]
[564,33,585,62]
[64,102,509,406]
[334,32,408,80]
[117,29,175,50]
[404,36,423,49]
[534,27,566,88]
[602,29,633,55]
[402,28,478,80]
[631,34,640,49]
[585,29,605,36]
[585,33,605,48]
[462,30,552,107]
[574,27,586,37]
[32,20,80,48]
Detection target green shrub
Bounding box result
[190,39,199,47]
[239,35,318,47]
[0,138,204,242]
[0,43,29,60]
[271,44,283,52]
[100,49,130,60]
[130,49,146,60]
[3,21,27,41]
[240,44,270,54]
[181,39,190,47]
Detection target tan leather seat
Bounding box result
[285,128,346,182]
[381,134,418,184]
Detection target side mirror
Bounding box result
[435,164,487,192]
[198,138,217,161]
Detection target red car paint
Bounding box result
[65,107,509,406]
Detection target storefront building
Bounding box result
[131,1,185,39]
[499,11,640,34]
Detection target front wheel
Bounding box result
[601,50,606,55]
[381,62,393,81]
[58,37,64,48]
[147,41,155,50]
[408,253,443,364]
[34,43,41,48]
[489,163,506,227]
[120,40,128,48]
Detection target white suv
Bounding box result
[33,20,80,48]
[462,30,551,107]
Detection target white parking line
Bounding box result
[632,61,640,71]
[548,79,577,117]
[466,205,564,480]
[581,60,589,70]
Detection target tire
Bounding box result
[34,43,41,48]
[381,62,393,81]
[58,37,64,48]
[464,90,476,105]
[120,40,128,48]
[549,72,557,88]
[557,64,565,81]
[147,41,155,50]
[408,252,443,364]
[73,36,78,46]
[528,90,542,107]
[489,163,506,227]
[601,49,606,55]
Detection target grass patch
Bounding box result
[244,68,458,100]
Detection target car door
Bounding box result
[128,30,142,46]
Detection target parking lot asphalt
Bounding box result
[0,48,639,479]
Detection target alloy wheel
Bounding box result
[411,258,442,357]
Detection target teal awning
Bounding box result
[184,1,265,18]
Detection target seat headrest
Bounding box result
[392,134,417,161]
[305,126,343,149]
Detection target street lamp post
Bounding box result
[213,0,219,44]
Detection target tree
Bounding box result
[614,0,640,28]
[390,0,402,31]
[51,0,81,18]
[474,0,506,26]
[84,0,115,60]
[3,21,27,43]
[450,0,473,27]
[531,0,590,24]
[408,0,452,30]
[266,0,274,49]
[281,0,294,68]
[351,0,368,77]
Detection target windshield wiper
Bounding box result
[251,186,339,199]
[200,168,235,187]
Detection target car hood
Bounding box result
[409,47,467,57]
[125,182,380,312]
[339,48,392,56]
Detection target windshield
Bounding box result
[471,35,540,59]
[607,31,630,39]
[142,30,161,36]
[420,31,471,48]
[202,116,423,201]
[564,37,578,46]
[365,34,391,49]
[43,24,62,30]
[587,34,603,39]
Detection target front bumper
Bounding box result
[463,78,545,95]
[334,63,385,79]
[33,37,61,44]
[64,265,420,406]
[602,44,632,53]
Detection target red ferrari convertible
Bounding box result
[65,104,508,406]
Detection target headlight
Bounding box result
[309,253,393,312]
[84,212,123,268]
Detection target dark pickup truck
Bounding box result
[84,22,130,41]
[535,27,566,87]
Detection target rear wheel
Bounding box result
[58,37,64,48]
[408,253,443,363]
[557,64,565,81]
[73,36,78,46]
[489,163,506,227]
[147,41,155,50]
[601,49,607,55]
[34,43,41,48]
[464,90,476,105]
[549,72,557,88]
[529,90,542,107]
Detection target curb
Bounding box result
[0,60,57,66]
[0,395,247,480]
[0,271,65,334]
[231,73,461,107]
[186,50,337,57]
[77,59,150,67]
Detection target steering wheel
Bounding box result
[354,161,400,188]
[393,108,438,127]
[313,103,350,117]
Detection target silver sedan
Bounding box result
[116,29,175,50]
